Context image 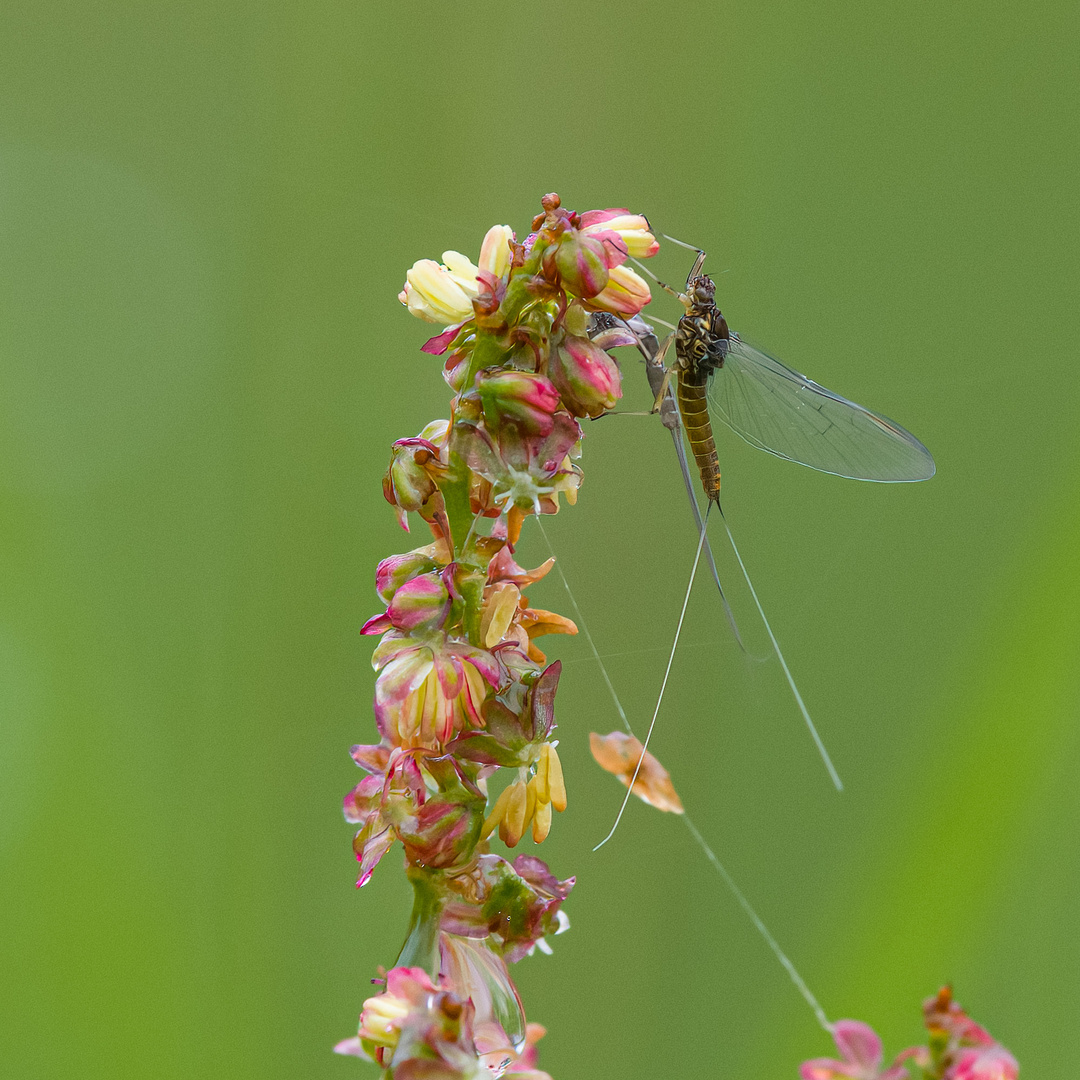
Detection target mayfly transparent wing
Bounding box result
[708,335,936,482]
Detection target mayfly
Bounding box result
[592,238,935,843]
[645,237,936,500]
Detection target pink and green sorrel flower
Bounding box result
[801,988,1018,1080]
[340,195,656,1078]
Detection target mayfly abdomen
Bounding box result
[677,365,721,505]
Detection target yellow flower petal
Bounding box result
[524,776,538,832]
[534,743,551,804]
[403,259,475,324]
[546,745,567,813]
[532,798,552,843]
[481,582,521,648]
[499,781,528,847]
[440,250,483,296]
[481,782,514,840]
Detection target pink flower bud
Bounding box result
[476,370,561,436]
[801,1019,926,1080]
[398,790,484,872]
[950,1047,1019,1080]
[351,967,448,1065]
[548,231,610,299]
[385,574,451,633]
[578,208,660,259]
[549,334,623,418]
[375,548,441,603]
[584,264,652,317]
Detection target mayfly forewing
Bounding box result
[708,335,937,482]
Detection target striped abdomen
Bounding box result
[677,366,720,504]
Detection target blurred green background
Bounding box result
[0,0,1077,1076]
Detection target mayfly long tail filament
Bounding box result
[719,508,844,793]
[680,813,833,1034]
[537,519,831,1031]
[594,505,711,851]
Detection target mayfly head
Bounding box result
[688,273,716,309]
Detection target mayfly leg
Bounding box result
[533,518,832,1033]
[661,232,708,282]
[615,313,748,653]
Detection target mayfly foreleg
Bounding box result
[648,333,678,414]
[619,315,680,434]
[629,254,691,307]
[660,233,708,283]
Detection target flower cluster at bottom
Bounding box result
[336,965,552,1080]
[802,987,1018,1080]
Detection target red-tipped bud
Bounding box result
[476,370,561,436]
[549,335,623,418]
[385,574,451,633]
[397,791,484,873]
[478,225,515,280]
[375,549,441,603]
[584,264,652,317]
[549,231,610,299]
[579,209,660,259]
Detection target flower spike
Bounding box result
[347,194,664,1076]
